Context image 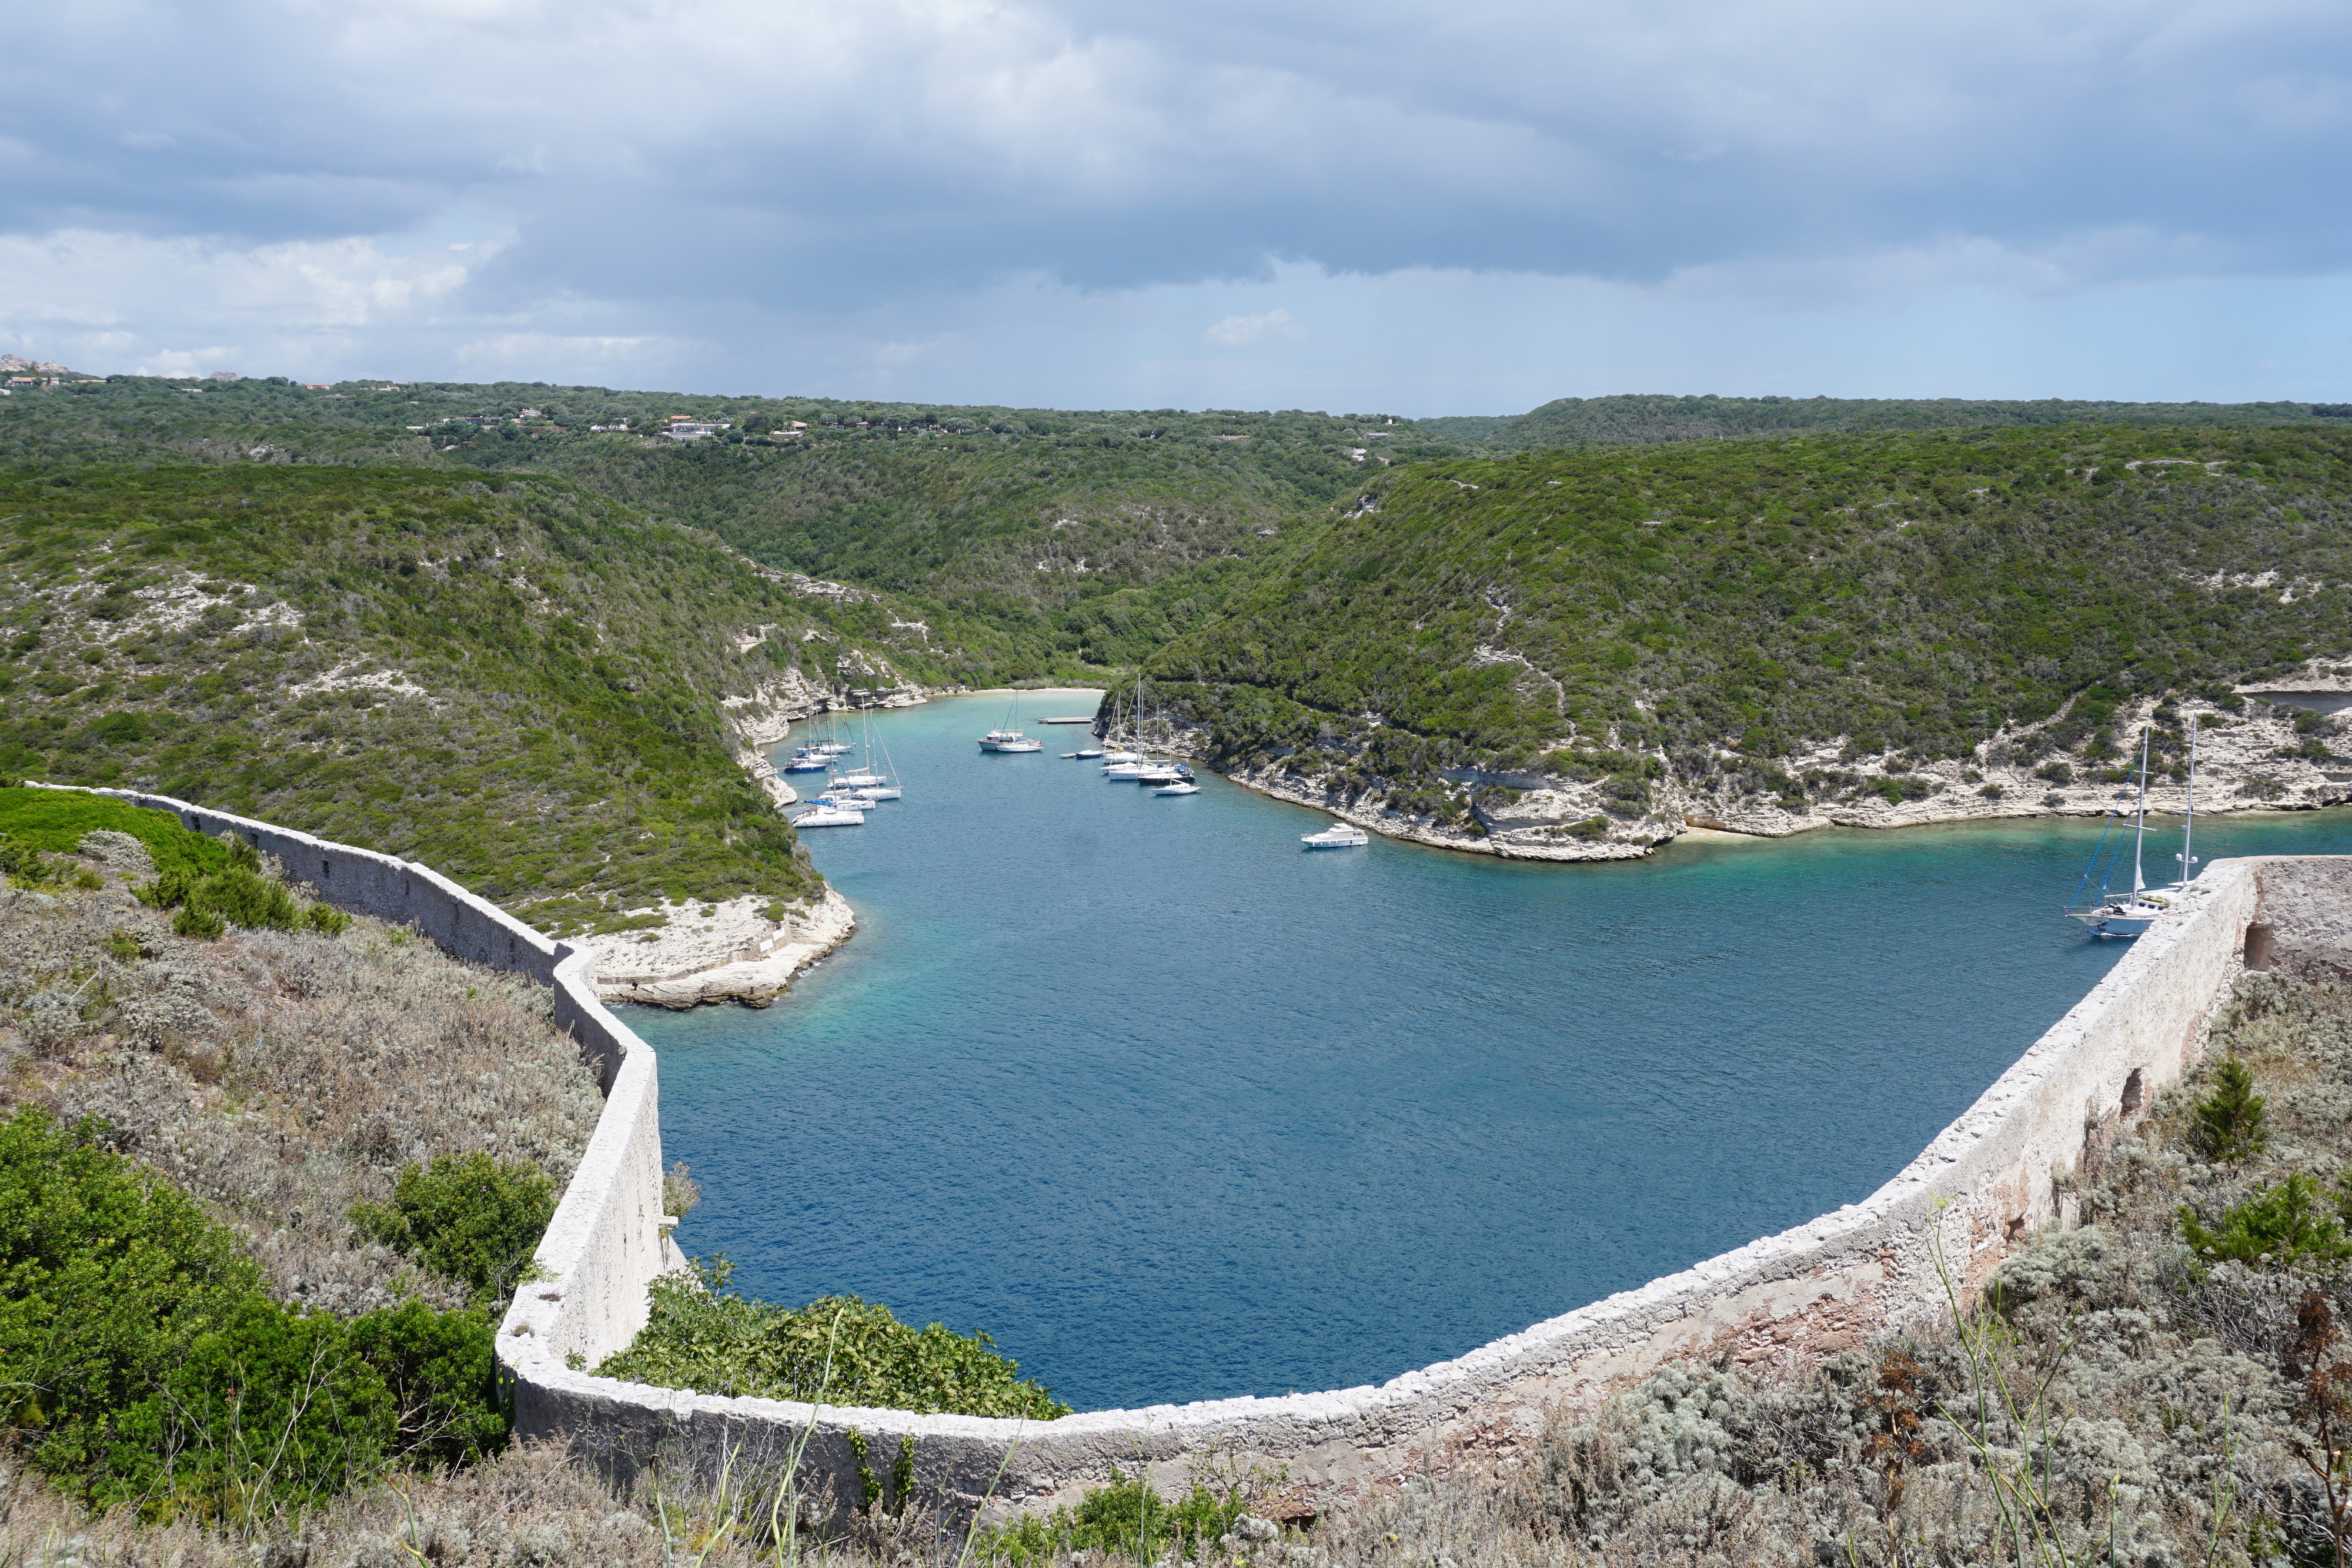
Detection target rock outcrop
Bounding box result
[573,886,857,1009]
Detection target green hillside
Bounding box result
[0,464,922,934]
[0,377,1439,677]
[1423,393,2341,452]
[1145,423,2352,820]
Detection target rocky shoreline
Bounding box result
[574,885,858,1009]
[1144,681,2352,862]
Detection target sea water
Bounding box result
[630,691,2352,1411]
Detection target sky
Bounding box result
[2,0,2348,414]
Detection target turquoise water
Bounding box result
[631,691,2352,1412]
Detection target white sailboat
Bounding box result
[978,691,1044,752]
[2063,725,2169,937]
[835,702,904,798]
[1153,781,1201,796]
[791,804,865,827]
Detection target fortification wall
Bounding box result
[36,783,2334,1524]
[25,784,675,1371]
[507,857,2301,1520]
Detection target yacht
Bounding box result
[791,804,865,828]
[1301,820,1369,849]
[1153,781,1200,796]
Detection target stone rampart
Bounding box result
[508,856,2313,1520]
[34,783,2338,1523]
[25,784,674,1379]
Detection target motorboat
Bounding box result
[1074,747,1105,760]
[1153,781,1200,796]
[782,751,831,773]
[791,805,865,828]
[1301,821,1369,849]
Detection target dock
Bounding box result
[1039,716,1096,724]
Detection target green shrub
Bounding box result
[2179,1172,2352,1269]
[0,787,226,880]
[110,1294,395,1522]
[0,1108,504,1521]
[350,1151,555,1306]
[306,901,351,935]
[977,1469,1247,1565]
[345,1300,506,1468]
[1,829,64,888]
[596,1258,1068,1419]
[139,865,299,932]
[171,903,226,940]
[2189,1057,2269,1162]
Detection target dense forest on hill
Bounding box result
[8,374,2352,852]
[0,376,1438,673]
[1146,423,2352,814]
[0,465,887,932]
[1422,393,2344,452]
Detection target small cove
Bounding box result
[632,690,2352,1412]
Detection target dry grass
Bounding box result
[0,848,602,1316]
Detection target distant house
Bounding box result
[302,382,332,390]
[663,422,717,440]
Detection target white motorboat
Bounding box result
[1301,820,1369,849]
[1153,781,1200,796]
[791,805,865,828]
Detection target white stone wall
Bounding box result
[35,784,2331,1524]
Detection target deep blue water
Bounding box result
[631,690,2352,1412]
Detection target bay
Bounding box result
[631,690,2352,1412]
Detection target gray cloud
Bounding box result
[0,0,2346,402]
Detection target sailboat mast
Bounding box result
[2130,724,2150,895]
[2180,713,2199,885]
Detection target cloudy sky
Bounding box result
[2,0,2347,413]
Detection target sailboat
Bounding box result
[978,691,1044,752]
[2063,724,2173,937]
[834,701,903,798]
